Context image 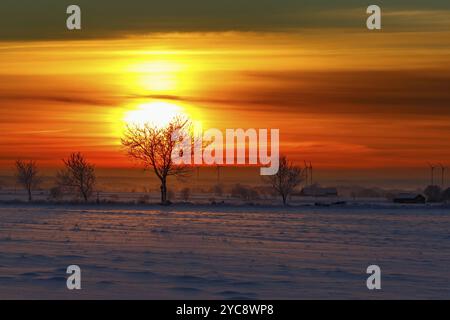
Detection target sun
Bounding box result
[109,100,203,141]
[123,101,188,128]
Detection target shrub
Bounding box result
[442,188,450,203]
[231,184,259,201]
[213,184,224,197]
[110,194,120,202]
[137,194,150,204]
[49,186,63,201]
[180,187,190,201]
[424,185,442,202]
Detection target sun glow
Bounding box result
[123,101,188,129]
[126,60,185,92]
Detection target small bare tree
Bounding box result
[57,152,96,202]
[265,156,304,206]
[121,117,192,205]
[15,160,41,201]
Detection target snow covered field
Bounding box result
[0,203,449,299]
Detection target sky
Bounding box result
[0,1,450,180]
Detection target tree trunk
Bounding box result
[82,190,88,202]
[160,179,168,205]
[282,194,287,206]
[27,188,32,202]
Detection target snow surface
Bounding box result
[0,203,449,299]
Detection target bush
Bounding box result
[231,184,246,199]
[109,194,120,202]
[180,187,190,201]
[48,186,63,201]
[424,185,442,202]
[230,184,259,201]
[137,194,150,204]
[213,184,224,197]
[442,188,450,203]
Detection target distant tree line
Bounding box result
[13,155,305,206]
[12,117,307,206]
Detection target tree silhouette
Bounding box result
[121,117,192,205]
[442,187,450,203]
[15,160,41,201]
[265,156,304,206]
[57,152,96,202]
[424,185,442,203]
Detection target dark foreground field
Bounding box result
[0,203,449,299]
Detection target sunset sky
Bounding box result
[1,1,450,176]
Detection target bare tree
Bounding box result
[121,117,192,205]
[57,152,96,202]
[265,156,304,206]
[15,160,41,201]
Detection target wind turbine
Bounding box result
[438,163,447,188]
[304,160,309,186]
[443,165,447,188]
[428,162,435,186]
